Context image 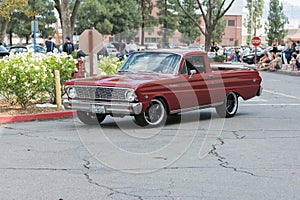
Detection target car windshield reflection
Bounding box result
[119,52,181,75]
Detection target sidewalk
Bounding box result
[244,63,300,76]
[275,69,300,76]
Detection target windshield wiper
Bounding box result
[118,70,134,73]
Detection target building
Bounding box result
[105,0,246,47]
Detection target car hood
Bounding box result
[65,72,176,89]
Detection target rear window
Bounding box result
[185,55,206,73]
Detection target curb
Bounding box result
[0,110,76,124]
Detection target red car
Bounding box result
[64,50,262,127]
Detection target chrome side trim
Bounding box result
[170,102,224,114]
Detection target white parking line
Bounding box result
[241,103,300,106]
[264,89,300,101]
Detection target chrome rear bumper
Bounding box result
[257,86,263,96]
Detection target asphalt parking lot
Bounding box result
[0,71,299,199]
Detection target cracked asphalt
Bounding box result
[0,72,300,200]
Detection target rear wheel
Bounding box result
[134,99,167,127]
[77,111,106,125]
[215,92,238,118]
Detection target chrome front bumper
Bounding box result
[64,99,143,115]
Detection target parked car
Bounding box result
[0,45,9,59]
[146,43,158,50]
[106,44,118,56]
[64,50,262,127]
[9,44,46,54]
[242,51,265,64]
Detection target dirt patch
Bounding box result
[0,102,63,116]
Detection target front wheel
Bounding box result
[215,92,238,118]
[77,111,106,125]
[134,99,167,127]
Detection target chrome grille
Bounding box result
[75,86,127,100]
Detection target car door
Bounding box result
[174,55,212,109]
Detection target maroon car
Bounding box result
[64,50,262,127]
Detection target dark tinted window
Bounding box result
[185,55,206,73]
[228,20,235,26]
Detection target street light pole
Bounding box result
[33,21,37,53]
[33,0,37,53]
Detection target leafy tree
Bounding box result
[0,0,29,43]
[211,18,226,45]
[138,0,158,45]
[75,0,114,34]
[156,0,178,47]
[265,0,288,45]
[76,0,141,42]
[54,0,81,42]
[109,0,141,42]
[6,0,56,44]
[176,0,235,51]
[245,0,264,44]
[175,0,201,45]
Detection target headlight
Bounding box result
[67,87,77,98]
[125,89,137,102]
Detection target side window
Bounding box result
[185,56,206,73]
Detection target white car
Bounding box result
[9,44,46,54]
[146,43,158,50]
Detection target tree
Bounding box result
[156,0,178,47]
[109,0,141,41]
[7,0,56,44]
[245,0,264,44]
[0,0,29,43]
[175,0,201,45]
[138,0,158,45]
[211,18,226,45]
[76,0,141,42]
[176,0,235,51]
[54,0,81,42]
[75,0,114,35]
[265,0,288,45]
[6,0,56,44]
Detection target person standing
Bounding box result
[127,40,137,54]
[63,36,74,55]
[270,38,278,59]
[282,38,293,65]
[45,35,56,53]
[119,40,126,59]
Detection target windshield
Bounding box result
[119,52,181,75]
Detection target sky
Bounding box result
[280,0,300,5]
[263,0,300,18]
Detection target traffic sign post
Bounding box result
[251,37,261,65]
[79,29,103,76]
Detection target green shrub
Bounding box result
[0,52,76,108]
[213,55,226,63]
[98,56,124,75]
[43,53,76,102]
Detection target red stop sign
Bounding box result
[251,37,261,47]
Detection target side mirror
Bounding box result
[189,69,197,79]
